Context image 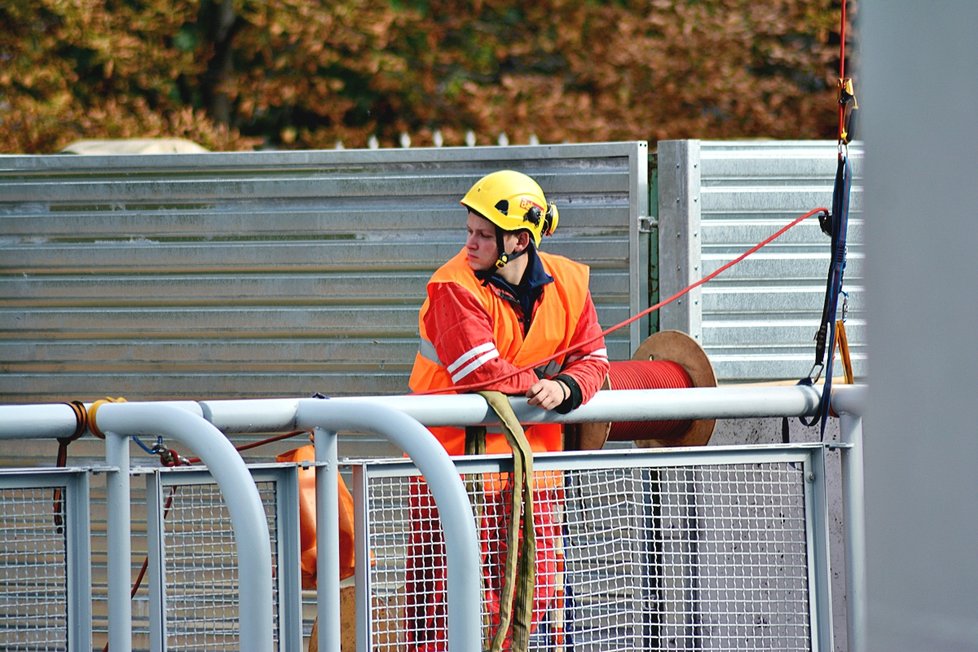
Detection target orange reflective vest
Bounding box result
[409,249,592,455]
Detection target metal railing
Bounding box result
[0,468,91,651]
[353,444,831,650]
[138,464,302,650]
[0,384,867,651]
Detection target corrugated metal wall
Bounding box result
[1,138,864,402]
[657,140,864,383]
[0,142,648,406]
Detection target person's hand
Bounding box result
[526,378,568,411]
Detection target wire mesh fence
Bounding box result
[0,484,71,651]
[0,445,830,652]
[353,448,826,651]
[160,482,256,649]
[145,466,293,652]
[0,469,91,652]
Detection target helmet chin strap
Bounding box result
[494,250,523,269]
[493,229,528,269]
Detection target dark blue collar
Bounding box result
[479,246,553,331]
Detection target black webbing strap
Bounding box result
[800,147,852,437]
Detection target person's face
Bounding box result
[465,211,512,271]
[465,211,519,272]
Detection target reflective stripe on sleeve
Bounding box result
[565,347,609,364]
[448,342,500,383]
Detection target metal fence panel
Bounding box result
[657,140,865,383]
[349,445,832,651]
[142,464,301,652]
[0,143,647,408]
[0,469,92,652]
[0,464,304,652]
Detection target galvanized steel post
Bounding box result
[104,430,132,652]
[657,139,703,340]
[832,385,868,652]
[313,426,342,652]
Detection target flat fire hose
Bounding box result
[464,391,536,652]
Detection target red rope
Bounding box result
[838,0,849,142]
[182,430,308,465]
[606,360,693,441]
[416,206,828,396]
[839,0,847,84]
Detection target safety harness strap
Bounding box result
[795,0,856,437]
[801,147,852,436]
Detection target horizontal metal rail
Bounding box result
[0,384,867,652]
[0,385,833,440]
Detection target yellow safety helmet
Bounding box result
[460,170,559,247]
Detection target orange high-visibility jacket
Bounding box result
[409,248,609,454]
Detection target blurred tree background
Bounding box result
[0,0,856,153]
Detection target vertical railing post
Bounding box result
[835,390,867,652]
[832,385,867,652]
[656,139,703,341]
[105,431,133,651]
[314,426,342,652]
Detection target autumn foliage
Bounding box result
[0,0,856,153]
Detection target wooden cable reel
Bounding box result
[565,330,717,450]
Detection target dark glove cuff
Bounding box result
[553,374,583,414]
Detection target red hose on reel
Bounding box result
[567,330,717,450]
[607,359,694,442]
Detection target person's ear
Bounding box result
[515,230,531,252]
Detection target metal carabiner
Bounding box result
[807,361,824,384]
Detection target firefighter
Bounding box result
[406,169,610,648]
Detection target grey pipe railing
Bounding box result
[338,384,824,426]
[96,403,274,652]
[295,398,482,652]
[0,385,828,442]
[0,383,867,652]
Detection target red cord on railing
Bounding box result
[838,0,848,142]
